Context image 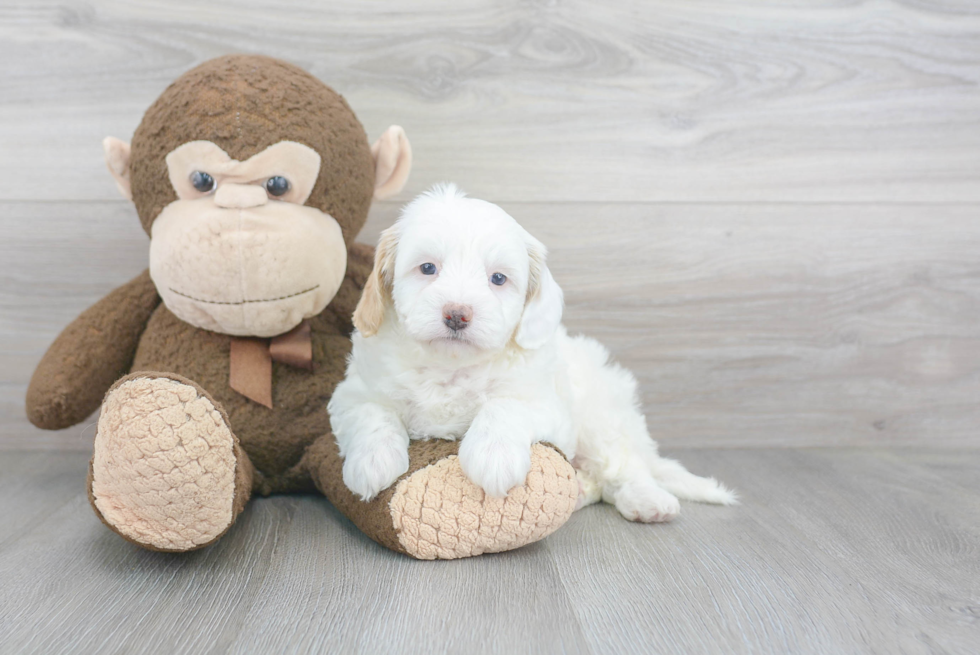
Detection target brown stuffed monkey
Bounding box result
[26,55,577,560]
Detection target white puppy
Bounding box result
[329,184,735,522]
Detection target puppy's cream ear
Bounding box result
[103,137,132,201]
[515,240,564,350]
[371,126,412,200]
[353,226,399,337]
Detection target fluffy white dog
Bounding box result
[329,184,735,522]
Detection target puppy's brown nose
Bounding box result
[443,303,473,331]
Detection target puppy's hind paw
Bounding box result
[613,478,680,523]
[342,441,410,502]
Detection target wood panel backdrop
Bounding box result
[2,0,979,449]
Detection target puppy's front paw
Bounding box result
[613,477,681,523]
[458,431,532,498]
[342,440,410,501]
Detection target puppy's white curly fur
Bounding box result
[329,184,736,520]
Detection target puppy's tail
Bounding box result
[648,457,738,505]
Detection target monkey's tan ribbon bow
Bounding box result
[229,320,313,408]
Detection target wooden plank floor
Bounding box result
[0,448,977,655]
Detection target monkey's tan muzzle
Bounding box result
[149,199,347,337]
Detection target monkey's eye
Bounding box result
[491,272,507,286]
[420,263,437,275]
[265,176,290,197]
[190,171,214,193]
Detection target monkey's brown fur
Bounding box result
[129,55,375,245]
[26,55,577,558]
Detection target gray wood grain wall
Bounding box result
[2,0,979,449]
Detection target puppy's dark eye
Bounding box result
[420,263,437,275]
[265,176,290,197]
[190,171,214,193]
[491,272,507,286]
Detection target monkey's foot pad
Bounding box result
[389,444,578,560]
[90,376,237,552]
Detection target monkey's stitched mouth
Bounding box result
[168,285,320,306]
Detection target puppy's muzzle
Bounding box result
[443,303,473,332]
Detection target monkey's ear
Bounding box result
[103,137,133,201]
[371,126,412,200]
[353,226,399,336]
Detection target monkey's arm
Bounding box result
[26,270,161,430]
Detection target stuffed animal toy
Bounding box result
[25,55,578,560]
